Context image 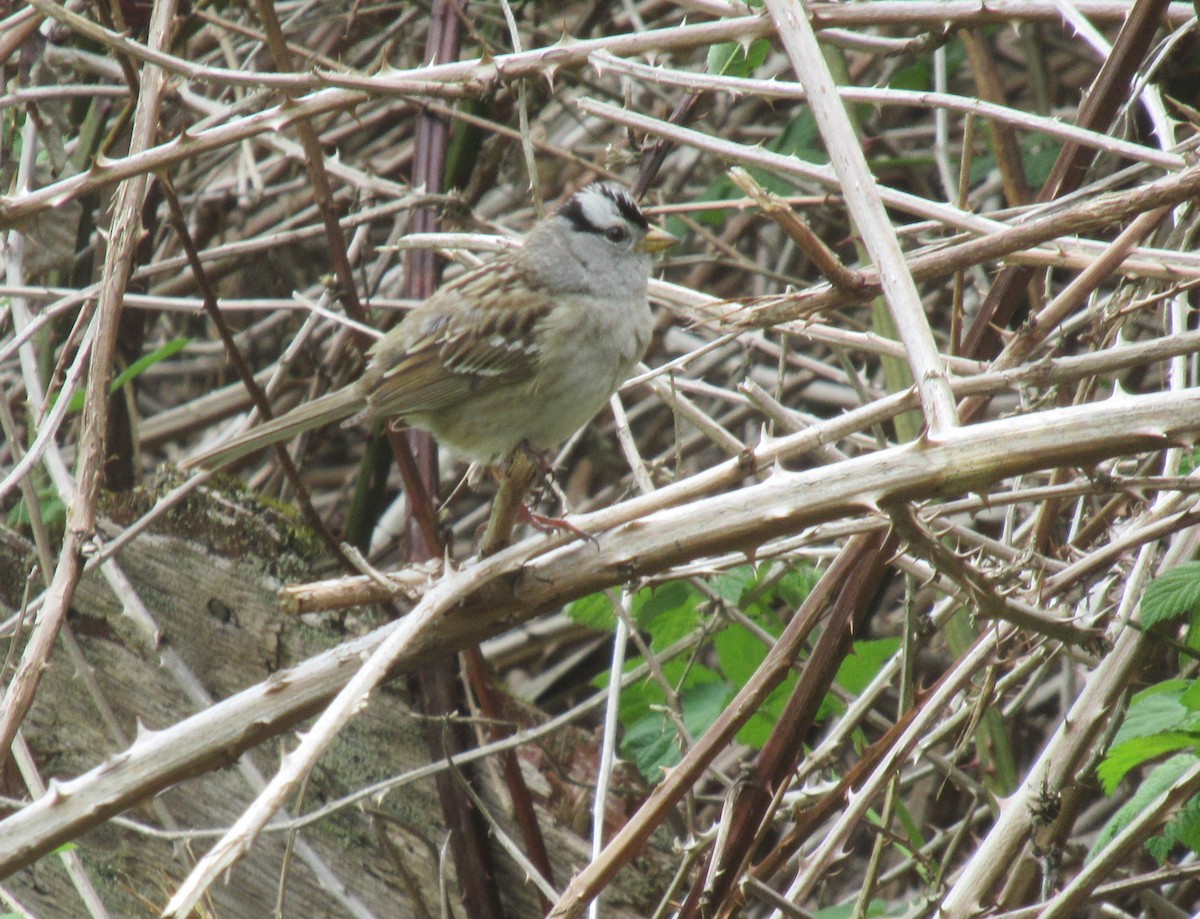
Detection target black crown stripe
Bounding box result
[599,184,649,230]
[557,183,648,235]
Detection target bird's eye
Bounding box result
[604,225,630,244]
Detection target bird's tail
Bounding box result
[183,385,365,470]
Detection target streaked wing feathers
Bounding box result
[363,260,553,418]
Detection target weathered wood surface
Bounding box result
[0,487,659,918]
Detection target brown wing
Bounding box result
[360,259,553,419]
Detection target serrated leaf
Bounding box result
[620,677,732,781]
[1150,793,1200,861]
[1090,754,1200,862]
[622,714,679,780]
[1146,832,1172,863]
[710,564,757,603]
[1110,690,1194,746]
[1142,562,1200,627]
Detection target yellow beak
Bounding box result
[639,225,677,254]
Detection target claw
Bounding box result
[518,504,598,546]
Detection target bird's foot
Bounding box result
[517,504,598,546]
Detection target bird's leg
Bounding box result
[511,443,597,545]
[478,447,540,557]
[478,443,595,556]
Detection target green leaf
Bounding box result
[1142,562,1200,627]
[633,581,692,623]
[623,712,679,779]
[835,638,901,695]
[1133,679,1193,704]
[1180,678,1200,711]
[566,592,615,630]
[714,621,770,688]
[777,567,818,609]
[1020,131,1063,188]
[775,110,823,161]
[1090,754,1200,862]
[1110,686,1198,746]
[706,38,770,78]
[65,336,191,412]
[676,112,822,234]
[711,618,797,747]
[736,673,798,748]
[892,799,930,871]
[705,42,737,75]
[620,673,731,780]
[812,639,902,723]
[710,565,757,604]
[1148,793,1200,861]
[888,58,931,92]
[887,37,966,93]
[1184,615,1200,652]
[662,658,722,694]
[611,671,664,718]
[812,899,892,919]
[115,336,191,391]
[1181,445,1200,475]
[7,478,66,532]
[634,582,700,649]
[603,568,886,770]
[683,680,733,738]
[969,152,998,186]
[1098,733,1199,794]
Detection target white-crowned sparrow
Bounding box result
[186,182,675,470]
